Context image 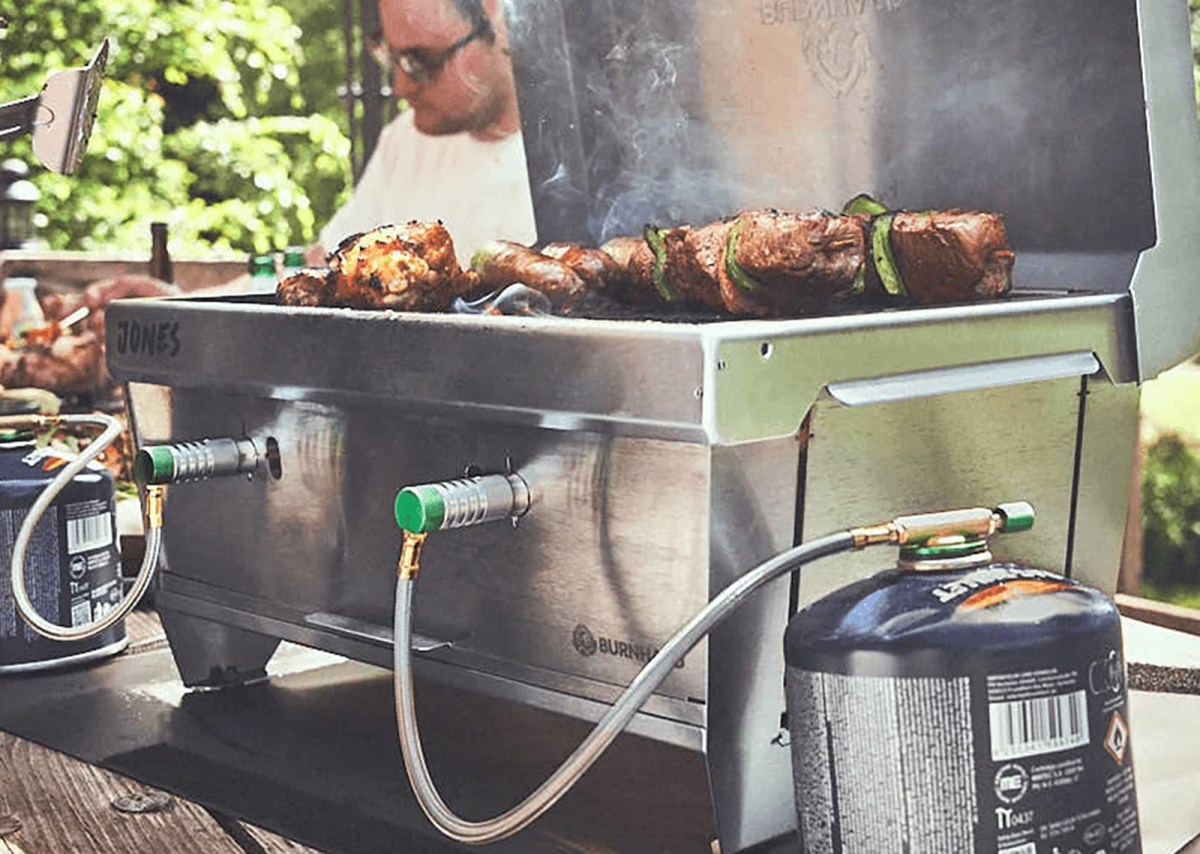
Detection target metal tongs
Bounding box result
[0,39,110,174]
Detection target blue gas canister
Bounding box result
[0,436,125,672]
[785,517,1140,854]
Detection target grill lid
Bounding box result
[505,0,1200,379]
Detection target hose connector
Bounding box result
[0,413,61,433]
[398,532,428,581]
[135,437,260,485]
[144,484,166,529]
[394,472,530,535]
[849,501,1035,550]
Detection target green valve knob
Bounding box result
[394,473,530,535]
[134,446,176,485]
[394,486,447,534]
[134,438,260,484]
[997,502,1035,533]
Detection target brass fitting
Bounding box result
[849,506,1016,550]
[143,485,166,529]
[397,532,428,581]
[891,507,1000,546]
[0,414,59,432]
[850,523,901,549]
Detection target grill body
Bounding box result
[112,295,1136,851]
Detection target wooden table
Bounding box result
[0,612,320,854]
[0,731,318,854]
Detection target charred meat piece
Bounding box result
[540,242,623,292]
[327,221,475,311]
[471,240,587,311]
[596,236,661,307]
[276,268,334,307]
[654,222,731,312]
[888,210,1014,304]
[723,209,868,317]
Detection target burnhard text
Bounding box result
[759,0,905,25]
[932,566,1065,604]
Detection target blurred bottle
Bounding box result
[282,247,306,279]
[248,253,278,294]
[149,221,174,285]
[3,276,45,343]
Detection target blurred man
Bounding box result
[313,0,537,265]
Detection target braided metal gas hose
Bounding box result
[5,412,165,642]
[392,531,856,845]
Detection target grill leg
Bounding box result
[159,608,281,689]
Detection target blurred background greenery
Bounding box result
[0,0,352,255]
[1141,0,1200,607]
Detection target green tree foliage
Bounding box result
[1192,0,1200,109]
[1142,434,1200,591]
[0,0,353,255]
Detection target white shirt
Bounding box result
[319,111,538,266]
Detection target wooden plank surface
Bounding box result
[0,607,323,854]
[0,732,322,853]
[0,732,324,854]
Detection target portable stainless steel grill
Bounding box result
[107,1,1200,850]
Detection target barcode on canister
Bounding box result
[989,689,1089,760]
[66,512,113,553]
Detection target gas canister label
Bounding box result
[987,669,1089,760]
[788,650,1140,852]
[64,499,114,553]
[988,689,1089,760]
[930,566,1065,604]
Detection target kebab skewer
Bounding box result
[278,198,1014,317]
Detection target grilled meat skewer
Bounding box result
[889,210,1014,304]
[328,221,476,310]
[277,268,333,307]
[540,243,623,292]
[470,240,587,311]
[596,236,661,307]
[283,203,1014,317]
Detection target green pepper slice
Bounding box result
[871,213,906,298]
[724,219,762,292]
[644,225,676,302]
[843,193,889,217]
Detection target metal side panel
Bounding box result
[1069,378,1141,593]
[704,437,803,853]
[709,293,1135,445]
[799,375,1087,607]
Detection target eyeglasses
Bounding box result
[366,17,495,85]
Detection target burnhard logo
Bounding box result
[572,624,597,657]
[571,623,684,669]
